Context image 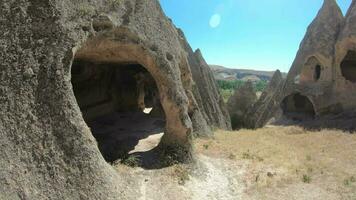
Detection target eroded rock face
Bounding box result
[177,29,232,133]
[0,0,230,198]
[227,82,257,130]
[191,50,232,131]
[244,70,285,129]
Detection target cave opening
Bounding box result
[281,93,316,120]
[71,59,166,163]
[340,50,356,82]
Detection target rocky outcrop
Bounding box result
[191,50,232,130]
[283,0,343,94]
[262,0,356,125]
[244,70,285,129]
[0,0,230,198]
[227,82,257,129]
[177,29,231,132]
[333,0,356,111]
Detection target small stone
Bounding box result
[24,67,34,79]
[56,70,61,76]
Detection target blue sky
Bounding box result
[160,0,352,72]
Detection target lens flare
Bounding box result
[209,14,221,28]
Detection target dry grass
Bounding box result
[195,126,356,199]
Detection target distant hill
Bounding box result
[209,65,287,82]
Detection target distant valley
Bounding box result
[209,65,287,82]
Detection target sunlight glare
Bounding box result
[209,14,221,28]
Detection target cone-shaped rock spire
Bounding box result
[284,0,344,89]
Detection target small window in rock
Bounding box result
[314,65,321,81]
[300,56,322,83]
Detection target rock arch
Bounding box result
[281,93,316,120]
[71,29,193,163]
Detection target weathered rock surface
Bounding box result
[176,28,231,131]
[0,0,230,199]
[244,70,285,129]
[190,49,232,131]
[227,82,257,130]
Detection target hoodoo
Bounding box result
[247,0,356,128]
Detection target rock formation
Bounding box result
[279,0,356,118]
[0,0,230,198]
[177,29,232,133]
[227,82,257,129]
[280,0,344,118]
[247,0,356,126]
[244,70,285,129]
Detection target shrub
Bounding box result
[203,144,209,150]
[302,174,311,183]
[173,165,190,185]
[344,176,356,186]
[108,0,123,8]
[228,153,236,160]
[121,155,140,167]
[77,4,95,16]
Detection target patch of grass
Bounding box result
[211,126,219,132]
[121,155,140,167]
[255,174,260,182]
[108,0,123,8]
[241,150,264,161]
[351,176,356,183]
[157,144,190,167]
[302,174,311,183]
[267,172,275,178]
[242,150,253,159]
[306,155,312,161]
[228,153,236,160]
[173,165,190,185]
[256,156,264,162]
[344,179,351,186]
[203,144,210,150]
[77,4,95,16]
[344,176,356,186]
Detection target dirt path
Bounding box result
[186,155,246,200]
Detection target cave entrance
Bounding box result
[71,59,165,163]
[340,50,356,82]
[281,93,315,120]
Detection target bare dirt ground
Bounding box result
[87,111,165,162]
[115,126,356,200]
